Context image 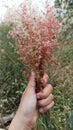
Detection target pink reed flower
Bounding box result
[9,1,60,88]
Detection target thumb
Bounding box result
[27,71,36,90]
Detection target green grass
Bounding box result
[0,21,73,130]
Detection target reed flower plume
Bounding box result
[9,1,60,89]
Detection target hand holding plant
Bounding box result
[8,1,60,129]
[8,72,54,130]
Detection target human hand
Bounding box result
[37,74,54,113]
[17,72,54,128]
[9,72,54,130]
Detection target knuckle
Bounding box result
[52,101,55,105]
[45,73,49,78]
[46,74,49,80]
[50,94,54,100]
[51,101,55,107]
[44,101,54,111]
[48,84,53,91]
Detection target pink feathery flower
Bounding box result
[9,1,60,90]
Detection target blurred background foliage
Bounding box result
[0,23,27,113]
[0,0,73,130]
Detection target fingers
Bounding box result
[39,101,54,113]
[36,83,54,113]
[27,71,36,89]
[36,84,53,99]
[38,94,54,107]
[40,73,49,87]
[27,72,49,92]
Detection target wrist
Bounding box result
[8,110,32,130]
[16,108,35,129]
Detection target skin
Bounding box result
[8,72,54,130]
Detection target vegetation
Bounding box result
[0,0,73,129]
[0,23,27,115]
